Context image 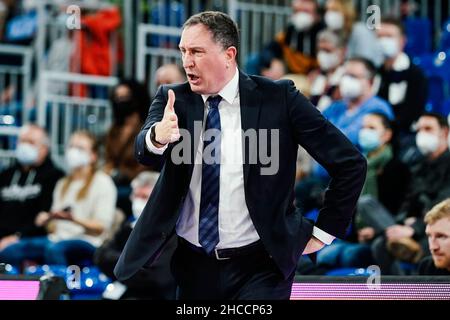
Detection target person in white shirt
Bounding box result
[0,131,117,268]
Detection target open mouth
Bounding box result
[187,73,200,82]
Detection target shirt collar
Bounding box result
[201,67,239,105]
[392,52,410,72]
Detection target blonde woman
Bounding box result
[0,131,117,267]
[324,0,384,67]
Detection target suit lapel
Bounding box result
[239,71,261,188]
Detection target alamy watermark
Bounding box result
[66,5,81,30]
[366,265,381,290]
[366,5,382,30]
[169,121,280,176]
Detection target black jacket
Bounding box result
[114,71,367,281]
[94,219,176,299]
[400,151,450,239]
[377,63,428,133]
[0,157,64,239]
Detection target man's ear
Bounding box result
[225,46,237,63]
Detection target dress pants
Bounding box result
[170,238,294,300]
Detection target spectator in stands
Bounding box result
[375,17,427,143]
[323,0,383,67]
[316,113,410,269]
[323,58,394,146]
[94,171,176,300]
[295,58,393,215]
[0,125,63,254]
[247,0,324,77]
[104,80,150,218]
[295,59,393,221]
[308,29,346,111]
[371,113,450,274]
[418,199,450,275]
[0,130,117,268]
[155,63,186,88]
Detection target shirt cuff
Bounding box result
[312,226,335,245]
[145,124,168,155]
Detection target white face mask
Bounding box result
[379,37,400,58]
[131,198,147,220]
[291,12,315,31]
[16,143,39,166]
[22,0,37,12]
[339,75,363,100]
[65,147,91,171]
[318,51,340,71]
[325,11,345,30]
[416,132,440,155]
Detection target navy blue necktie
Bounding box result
[199,95,222,254]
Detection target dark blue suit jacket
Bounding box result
[114,71,367,281]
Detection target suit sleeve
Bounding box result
[285,81,367,239]
[135,86,169,168]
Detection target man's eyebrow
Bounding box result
[178,46,205,51]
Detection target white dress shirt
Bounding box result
[146,68,335,248]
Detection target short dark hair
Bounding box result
[368,112,393,130]
[183,11,239,52]
[381,16,406,36]
[421,112,449,129]
[346,57,377,81]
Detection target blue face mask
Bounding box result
[359,128,381,153]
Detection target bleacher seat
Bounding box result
[24,264,112,300]
[414,51,450,114]
[0,263,19,275]
[326,267,375,276]
[404,18,432,59]
[439,19,450,52]
[441,99,450,116]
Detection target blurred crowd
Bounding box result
[0,0,449,300]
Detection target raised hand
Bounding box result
[154,89,180,146]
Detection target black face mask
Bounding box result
[112,100,136,125]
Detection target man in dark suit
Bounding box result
[114,11,367,300]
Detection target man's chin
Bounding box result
[432,256,449,269]
[189,83,204,94]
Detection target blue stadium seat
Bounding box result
[439,19,450,52]
[0,263,19,275]
[24,264,112,300]
[413,51,450,113]
[404,18,432,59]
[440,99,450,116]
[425,76,447,113]
[149,1,185,48]
[325,267,374,276]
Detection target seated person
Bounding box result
[308,29,346,112]
[323,57,394,146]
[94,171,176,300]
[0,131,117,268]
[418,199,450,276]
[0,125,63,255]
[104,79,151,218]
[323,0,383,67]
[155,63,186,88]
[374,17,427,159]
[369,113,450,274]
[316,113,410,269]
[248,0,324,76]
[296,58,394,212]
